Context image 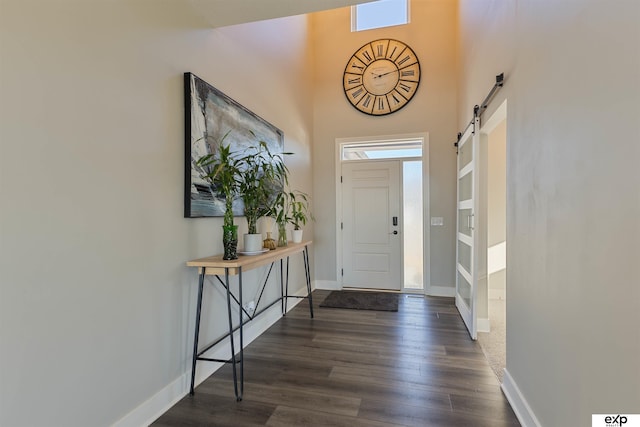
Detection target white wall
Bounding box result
[188,0,369,28]
[488,120,506,296]
[311,0,458,291]
[0,2,314,425]
[458,0,640,425]
[488,120,506,247]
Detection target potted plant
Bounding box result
[236,135,289,252]
[271,189,313,246]
[289,190,313,243]
[272,191,292,247]
[195,132,242,260]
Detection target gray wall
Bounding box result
[0,2,315,425]
[458,0,640,425]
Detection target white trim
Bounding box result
[336,133,430,294]
[113,288,308,427]
[426,285,455,297]
[457,263,472,284]
[458,124,474,147]
[422,137,431,296]
[476,317,490,333]
[335,140,343,287]
[480,99,508,135]
[459,162,473,178]
[455,294,473,333]
[113,371,187,427]
[458,233,472,246]
[314,280,341,290]
[502,369,542,427]
[459,199,473,210]
[337,132,427,147]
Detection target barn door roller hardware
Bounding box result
[454,73,504,153]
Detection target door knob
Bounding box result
[392,230,398,235]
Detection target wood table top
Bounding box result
[187,241,311,276]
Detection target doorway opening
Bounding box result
[477,100,507,382]
[337,135,429,293]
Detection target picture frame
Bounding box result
[184,72,284,218]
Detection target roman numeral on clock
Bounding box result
[397,55,411,66]
[362,94,372,108]
[352,87,364,98]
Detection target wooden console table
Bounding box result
[186,241,313,401]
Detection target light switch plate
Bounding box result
[430,217,444,226]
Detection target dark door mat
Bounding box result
[319,290,399,312]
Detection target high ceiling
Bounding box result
[188,0,375,27]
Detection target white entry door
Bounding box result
[456,117,480,339]
[342,161,401,290]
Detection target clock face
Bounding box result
[343,39,421,116]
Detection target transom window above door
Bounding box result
[341,139,422,160]
[352,0,409,32]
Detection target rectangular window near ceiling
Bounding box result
[342,140,422,161]
[352,0,409,32]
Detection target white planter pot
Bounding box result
[292,229,303,243]
[243,233,263,252]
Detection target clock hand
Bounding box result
[372,69,399,79]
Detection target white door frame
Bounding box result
[335,133,430,293]
[476,99,508,332]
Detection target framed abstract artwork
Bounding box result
[184,72,284,218]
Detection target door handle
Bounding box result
[392,216,398,226]
[467,213,475,230]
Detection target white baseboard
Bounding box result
[113,288,308,427]
[501,369,542,427]
[477,317,490,333]
[489,288,506,300]
[426,285,455,297]
[314,280,341,290]
[113,371,188,427]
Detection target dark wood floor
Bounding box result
[152,290,520,427]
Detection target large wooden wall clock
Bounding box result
[343,38,421,116]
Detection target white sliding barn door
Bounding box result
[456,117,480,339]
